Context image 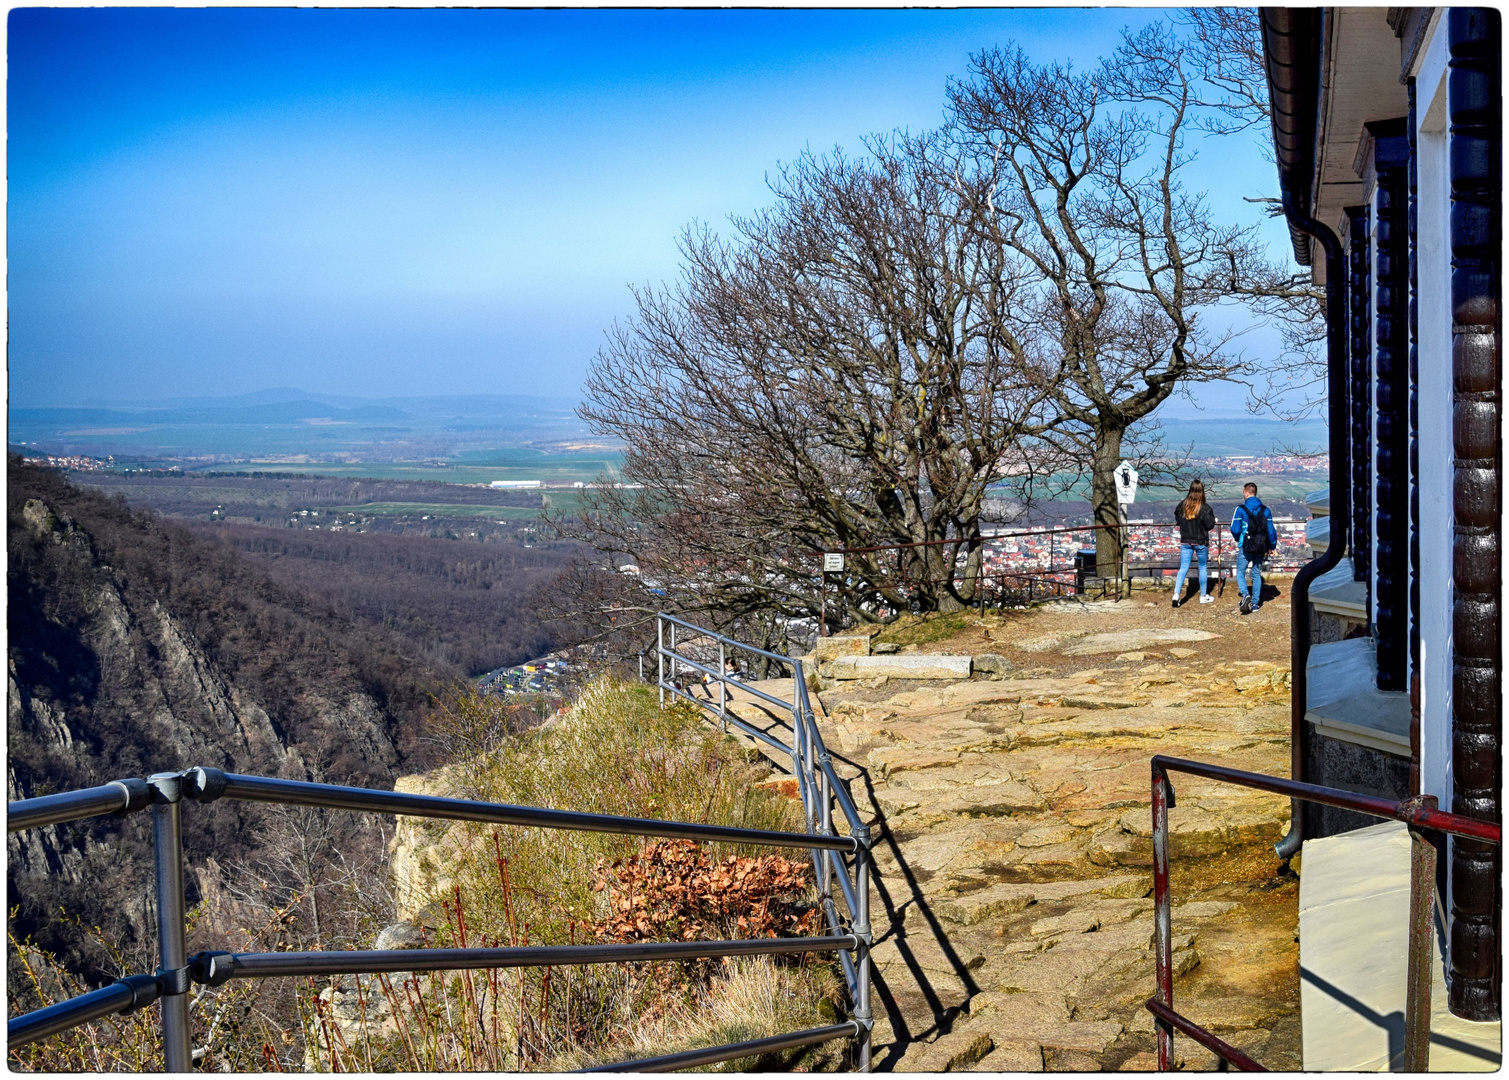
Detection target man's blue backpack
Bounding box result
[1240,501,1272,562]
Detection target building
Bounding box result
[490,479,542,489]
[1260,5,1500,1058]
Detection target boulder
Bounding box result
[831,654,972,680]
[374,921,426,951]
[973,652,1014,675]
[873,641,902,654]
[808,635,871,663]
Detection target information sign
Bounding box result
[1114,461,1139,506]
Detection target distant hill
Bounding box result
[8,389,593,462]
[1150,416,1328,457]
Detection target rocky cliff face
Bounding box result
[7,459,444,973]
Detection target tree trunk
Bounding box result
[1091,427,1127,580]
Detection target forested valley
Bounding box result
[6,457,577,984]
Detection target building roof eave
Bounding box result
[1260,8,1325,267]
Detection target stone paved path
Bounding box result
[714,590,1305,1071]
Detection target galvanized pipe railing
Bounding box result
[1148,754,1501,1071]
[8,716,874,1071]
[6,778,153,833]
[653,612,877,1070]
[581,1020,863,1072]
[190,935,859,982]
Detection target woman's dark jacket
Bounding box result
[1175,502,1216,546]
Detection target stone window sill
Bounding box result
[1309,557,1367,620]
[1307,514,1332,556]
[1305,638,1410,755]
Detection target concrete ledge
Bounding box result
[1305,638,1411,754]
[1300,820,1500,1071]
[1306,514,1331,556]
[1309,557,1367,620]
[830,654,972,680]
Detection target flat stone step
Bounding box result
[831,654,973,680]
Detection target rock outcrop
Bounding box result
[710,591,1303,1071]
[7,459,445,970]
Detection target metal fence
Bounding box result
[7,620,877,1072]
[820,517,1315,622]
[1147,755,1502,1072]
[653,612,875,1069]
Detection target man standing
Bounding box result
[1230,483,1277,615]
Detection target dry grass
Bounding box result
[11,679,846,1072]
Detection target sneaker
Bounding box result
[1171,597,1182,609]
[1251,602,1262,612]
[1199,594,1215,605]
[1239,596,1252,615]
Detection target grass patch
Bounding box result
[871,611,976,648]
[345,679,842,1071]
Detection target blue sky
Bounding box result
[9,7,1291,413]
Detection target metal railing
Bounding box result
[654,612,875,1070]
[7,636,878,1073]
[818,518,1315,624]
[1148,755,1502,1072]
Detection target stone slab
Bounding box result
[830,654,972,680]
[1063,629,1220,656]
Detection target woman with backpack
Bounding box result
[1231,482,1278,614]
[1172,479,1217,608]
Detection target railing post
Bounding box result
[818,757,834,902]
[149,772,192,1072]
[852,828,873,1073]
[1151,762,1174,1070]
[669,622,677,687]
[638,650,644,684]
[719,641,727,733]
[1402,794,1439,1071]
[657,617,665,707]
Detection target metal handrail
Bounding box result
[196,769,859,852]
[653,613,876,1070]
[1148,755,1501,1072]
[191,936,859,981]
[579,1021,863,1072]
[6,778,152,833]
[6,976,164,1048]
[6,638,878,1074]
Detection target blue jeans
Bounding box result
[1236,550,1264,602]
[1174,544,1208,598]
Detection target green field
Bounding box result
[330,502,548,519]
[196,454,621,486]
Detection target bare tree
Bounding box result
[1179,7,1271,135]
[554,132,1064,642]
[948,24,1293,576]
[1183,7,1328,419]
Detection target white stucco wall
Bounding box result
[1411,19,1454,814]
